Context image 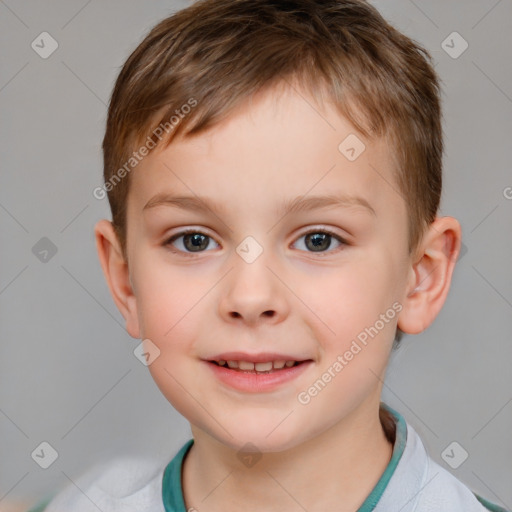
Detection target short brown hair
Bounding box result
[102,0,444,346]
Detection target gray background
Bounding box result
[1,0,511,509]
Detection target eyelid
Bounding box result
[298,226,349,242]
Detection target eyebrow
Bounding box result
[143,192,376,217]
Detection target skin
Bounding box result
[95,80,461,511]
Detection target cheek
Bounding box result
[300,259,396,338]
[135,267,205,414]
[134,256,206,339]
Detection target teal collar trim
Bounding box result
[26,494,56,512]
[162,402,407,512]
[357,402,408,511]
[475,493,511,512]
[162,438,194,512]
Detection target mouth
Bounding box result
[204,355,314,392]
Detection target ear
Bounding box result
[94,219,141,339]
[397,216,462,334]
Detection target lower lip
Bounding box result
[204,360,313,392]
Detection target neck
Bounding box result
[182,400,394,512]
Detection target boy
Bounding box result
[28,0,509,511]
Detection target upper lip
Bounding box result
[204,352,312,363]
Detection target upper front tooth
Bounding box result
[254,361,273,371]
[224,360,297,370]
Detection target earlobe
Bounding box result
[397,216,462,335]
[94,219,141,339]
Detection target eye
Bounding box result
[292,228,348,255]
[164,227,348,257]
[164,229,219,255]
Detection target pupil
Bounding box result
[307,233,330,251]
[184,233,208,251]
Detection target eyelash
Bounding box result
[163,227,349,257]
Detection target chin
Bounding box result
[214,420,307,454]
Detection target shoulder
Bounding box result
[417,454,507,511]
[403,423,509,512]
[37,455,166,512]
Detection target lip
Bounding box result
[204,359,314,393]
[204,351,310,363]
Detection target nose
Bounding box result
[217,250,290,327]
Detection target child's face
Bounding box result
[123,84,414,451]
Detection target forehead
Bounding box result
[129,84,405,223]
